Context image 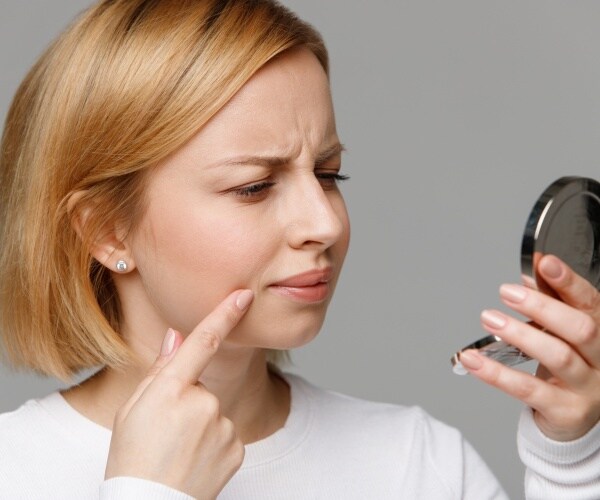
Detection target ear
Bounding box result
[67,190,137,273]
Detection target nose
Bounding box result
[285,175,346,250]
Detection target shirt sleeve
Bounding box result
[100,477,196,500]
[518,406,600,500]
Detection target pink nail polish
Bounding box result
[540,257,562,279]
[161,328,176,356]
[500,284,526,303]
[481,310,507,329]
[459,350,483,370]
[236,290,254,311]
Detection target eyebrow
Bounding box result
[209,142,346,169]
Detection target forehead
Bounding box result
[225,47,331,117]
[182,48,336,161]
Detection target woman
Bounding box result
[0,1,599,498]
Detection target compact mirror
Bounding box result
[451,176,600,375]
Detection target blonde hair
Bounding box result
[0,0,328,382]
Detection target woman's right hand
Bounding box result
[104,289,254,499]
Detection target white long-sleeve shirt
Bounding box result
[0,373,598,499]
[518,405,600,499]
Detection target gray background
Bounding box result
[2,1,600,498]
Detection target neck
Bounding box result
[61,274,290,443]
[61,343,290,444]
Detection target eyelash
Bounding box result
[233,173,350,199]
[234,182,276,197]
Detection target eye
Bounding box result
[315,172,350,189]
[232,181,276,199]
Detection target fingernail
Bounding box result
[540,256,562,279]
[500,284,526,303]
[481,309,507,329]
[236,290,254,311]
[459,350,483,370]
[161,328,176,356]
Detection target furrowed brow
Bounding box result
[209,143,345,169]
[213,155,290,169]
[315,143,346,167]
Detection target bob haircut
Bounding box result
[0,0,328,382]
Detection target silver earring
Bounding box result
[115,260,128,272]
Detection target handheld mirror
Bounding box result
[451,176,600,375]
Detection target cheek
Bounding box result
[133,203,275,331]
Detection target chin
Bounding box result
[227,311,326,350]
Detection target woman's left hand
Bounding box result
[459,254,600,441]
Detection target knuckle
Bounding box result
[201,392,221,417]
[529,293,547,315]
[563,403,592,428]
[196,328,222,353]
[551,345,575,371]
[488,368,500,386]
[230,438,245,467]
[582,293,596,313]
[221,416,236,436]
[575,315,597,344]
[512,377,536,401]
[591,292,600,316]
[484,362,503,387]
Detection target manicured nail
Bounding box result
[161,328,176,356]
[459,350,483,370]
[540,256,562,280]
[481,309,507,329]
[236,290,254,311]
[500,284,526,303]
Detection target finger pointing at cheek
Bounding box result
[122,289,254,413]
[159,289,254,386]
[105,289,254,498]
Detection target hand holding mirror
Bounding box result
[451,176,600,375]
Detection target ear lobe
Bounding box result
[67,190,137,273]
[90,230,136,274]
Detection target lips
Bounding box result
[271,267,333,287]
[268,267,333,304]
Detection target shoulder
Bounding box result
[0,393,92,487]
[0,396,53,447]
[280,374,504,498]
[284,372,464,451]
[0,392,73,459]
[0,395,57,484]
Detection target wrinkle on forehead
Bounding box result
[203,47,335,149]
[160,47,337,173]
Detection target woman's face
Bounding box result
[127,48,350,350]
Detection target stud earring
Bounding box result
[115,259,128,272]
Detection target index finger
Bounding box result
[159,289,254,385]
[537,255,600,322]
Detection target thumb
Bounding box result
[117,328,183,420]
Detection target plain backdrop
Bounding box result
[3,2,600,498]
